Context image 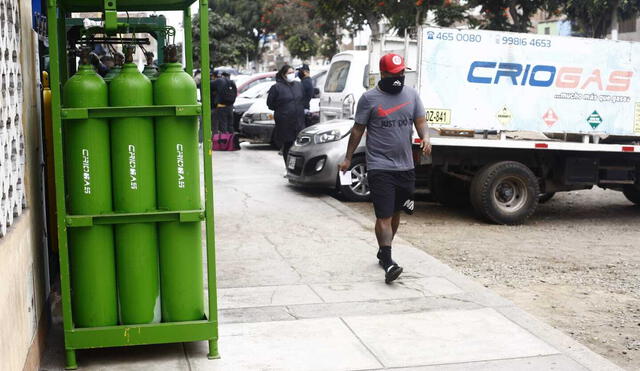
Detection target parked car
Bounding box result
[319,50,369,123]
[233,81,274,132]
[286,119,369,201]
[240,69,328,144]
[236,72,277,95]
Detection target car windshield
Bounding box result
[324,61,350,93]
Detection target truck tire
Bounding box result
[538,192,555,204]
[470,161,539,225]
[432,170,470,207]
[339,157,371,202]
[622,185,640,205]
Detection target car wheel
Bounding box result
[339,157,371,202]
[622,185,640,205]
[470,161,539,225]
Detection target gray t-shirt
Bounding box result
[355,86,425,171]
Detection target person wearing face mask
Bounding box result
[338,53,432,284]
[267,64,305,168]
[297,64,314,126]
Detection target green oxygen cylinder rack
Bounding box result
[47,1,219,369]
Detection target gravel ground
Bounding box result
[345,187,640,370]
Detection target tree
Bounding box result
[379,0,467,36]
[192,12,256,68]
[209,0,265,60]
[316,0,385,38]
[261,0,323,60]
[561,0,640,38]
[468,0,562,32]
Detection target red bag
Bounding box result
[212,133,240,151]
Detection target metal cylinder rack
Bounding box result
[46,1,218,369]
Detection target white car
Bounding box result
[233,81,274,131]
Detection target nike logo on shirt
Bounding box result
[377,102,410,117]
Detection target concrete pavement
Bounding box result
[41,143,621,370]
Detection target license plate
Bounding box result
[287,156,297,170]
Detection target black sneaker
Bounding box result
[384,264,403,283]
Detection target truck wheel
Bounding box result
[538,192,555,204]
[432,170,470,207]
[339,157,371,202]
[622,185,640,205]
[470,161,539,225]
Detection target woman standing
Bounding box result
[267,64,305,167]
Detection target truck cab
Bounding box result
[319,50,368,123]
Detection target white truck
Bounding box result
[323,28,640,225]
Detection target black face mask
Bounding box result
[378,75,405,94]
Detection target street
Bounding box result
[347,183,640,370]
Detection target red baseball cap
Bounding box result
[379,53,406,74]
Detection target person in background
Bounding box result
[210,71,237,134]
[297,64,314,127]
[267,64,305,168]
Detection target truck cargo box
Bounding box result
[418,27,640,137]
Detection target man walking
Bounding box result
[210,71,237,133]
[339,53,431,283]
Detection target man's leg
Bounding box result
[375,217,394,248]
[391,211,401,239]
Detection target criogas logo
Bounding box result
[81,149,91,194]
[176,144,185,189]
[128,145,138,190]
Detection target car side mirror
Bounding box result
[313,87,320,98]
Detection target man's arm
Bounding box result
[414,116,431,156]
[338,123,366,172]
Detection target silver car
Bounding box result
[286,119,369,201]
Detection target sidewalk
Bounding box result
[41,144,621,370]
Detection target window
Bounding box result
[544,27,550,35]
[324,61,350,93]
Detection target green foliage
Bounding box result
[562,0,640,38]
[378,0,468,35]
[285,35,320,60]
[468,0,562,32]
[315,0,385,36]
[192,12,255,68]
[261,0,322,60]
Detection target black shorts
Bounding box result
[368,169,415,219]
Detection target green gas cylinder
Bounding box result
[154,45,204,322]
[109,46,160,325]
[63,48,117,327]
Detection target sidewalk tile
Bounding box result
[343,308,559,368]
[310,277,463,303]
[376,354,587,370]
[185,318,381,371]
[218,284,322,309]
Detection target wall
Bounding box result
[0,0,46,370]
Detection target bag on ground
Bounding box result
[212,133,240,151]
